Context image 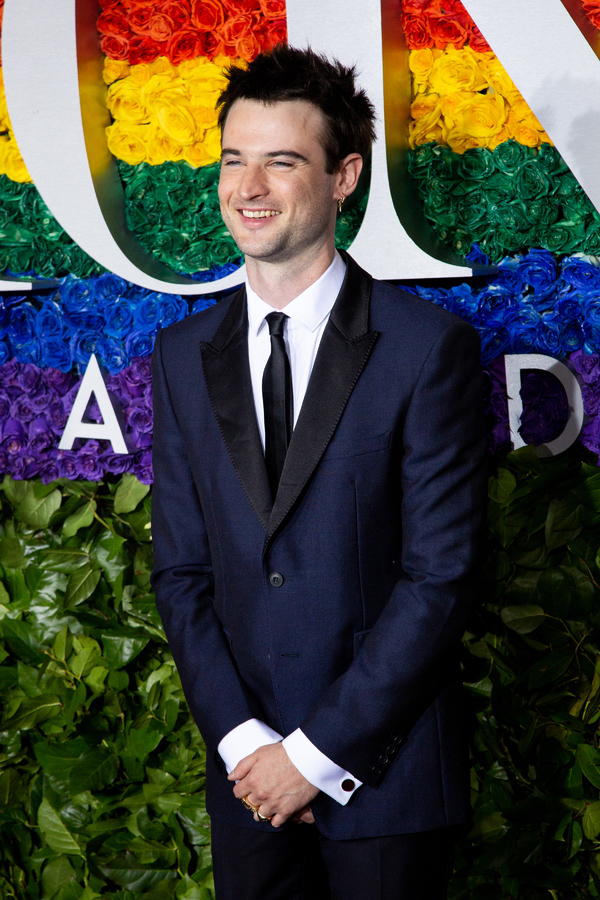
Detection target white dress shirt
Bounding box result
[217,251,362,806]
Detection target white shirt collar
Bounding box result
[246,251,347,337]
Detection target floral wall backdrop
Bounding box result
[3,1,600,899]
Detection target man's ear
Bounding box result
[335,153,363,201]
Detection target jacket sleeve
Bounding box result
[150,328,258,757]
[298,319,488,788]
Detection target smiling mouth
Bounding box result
[240,210,281,219]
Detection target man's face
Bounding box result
[218,99,339,266]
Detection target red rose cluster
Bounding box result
[401,0,491,52]
[98,0,287,66]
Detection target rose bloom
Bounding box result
[221,11,257,45]
[107,78,148,124]
[106,121,150,164]
[451,93,507,139]
[261,18,287,51]
[470,24,491,53]
[507,116,542,148]
[153,97,198,144]
[166,27,206,64]
[160,0,192,29]
[202,30,226,58]
[101,33,131,60]
[98,9,131,38]
[191,0,224,31]
[402,14,431,49]
[129,35,161,65]
[222,0,261,11]
[403,0,430,13]
[259,0,286,19]
[141,73,186,110]
[103,58,131,85]
[1,140,31,184]
[236,31,262,62]
[410,92,440,121]
[427,16,468,49]
[428,47,487,94]
[151,56,177,76]
[129,62,154,86]
[478,56,515,96]
[147,13,176,42]
[408,108,445,148]
[129,6,153,35]
[147,127,184,165]
[409,47,437,81]
[183,125,221,166]
[583,1,600,28]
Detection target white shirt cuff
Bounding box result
[282,728,362,805]
[217,718,283,774]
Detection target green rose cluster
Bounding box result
[0,178,103,279]
[409,140,600,262]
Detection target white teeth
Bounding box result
[241,210,281,218]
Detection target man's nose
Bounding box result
[237,163,268,200]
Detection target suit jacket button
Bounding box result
[268,572,284,587]
[394,735,404,746]
[341,779,355,792]
[385,744,396,755]
[371,765,383,776]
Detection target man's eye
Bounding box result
[222,159,242,167]
[271,161,293,169]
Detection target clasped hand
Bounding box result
[229,742,319,828]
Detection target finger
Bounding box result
[228,754,255,782]
[299,809,315,824]
[269,814,285,828]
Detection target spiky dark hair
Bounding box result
[216,44,376,174]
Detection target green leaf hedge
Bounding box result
[3,446,600,898]
[0,475,212,900]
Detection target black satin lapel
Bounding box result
[200,289,272,530]
[265,254,379,549]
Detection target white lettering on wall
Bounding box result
[504,354,584,457]
[59,354,128,454]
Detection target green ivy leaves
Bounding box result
[0,473,213,900]
[457,444,600,899]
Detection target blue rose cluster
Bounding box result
[408,249,600,366]
[0,270,234,374]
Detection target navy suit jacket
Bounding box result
[151,253,487,840]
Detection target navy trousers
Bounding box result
[211,818,457,900]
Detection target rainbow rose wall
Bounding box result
[2,1,600,897]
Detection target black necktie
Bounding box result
[262,311,293,499]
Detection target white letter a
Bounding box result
[59,354,128,454]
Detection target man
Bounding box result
[151,45,487,900]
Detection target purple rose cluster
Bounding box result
[0,356,154,485]
[0,272,219,375]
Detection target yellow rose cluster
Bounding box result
[105,54,234,168]
[408,46,552,154]
[0,69,30,183]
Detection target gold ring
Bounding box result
[241,796,259,813]
[257,810,273,823]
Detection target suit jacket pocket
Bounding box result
[326,431,391,461]
[354,629,371,657]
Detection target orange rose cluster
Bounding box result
[401,0,490,53]
[98,0,287,66]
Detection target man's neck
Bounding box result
[245,245,336,309]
